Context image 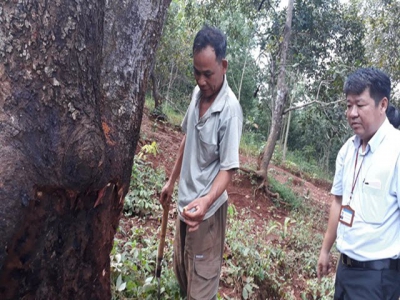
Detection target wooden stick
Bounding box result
[155,204,170,299]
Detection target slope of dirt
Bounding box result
[139,108,332,216]
[134,108,334,299]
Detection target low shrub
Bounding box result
[124,142,165,217]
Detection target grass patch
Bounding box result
[284,150,333,183]
[268,175,302,210]
[162,101,184,128]
[145,97,184,128]
[271,145,333,189]
[144,96,155,111]
[240,131,265,157]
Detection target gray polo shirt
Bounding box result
[178,77,243,220]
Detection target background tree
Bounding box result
[150,0,261,119]
[150,0,195,114]
[254,0,365,181]
[0,0,170,298]
[148,0,387,180]
[352,0,400,86]
[257,0,294,191]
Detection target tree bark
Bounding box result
[282,96,293,162]
[165,61,177,103]
[258,0,294,189]
[0,0,170,299]
[237,51,248,103]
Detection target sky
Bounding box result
[279,0,349,7]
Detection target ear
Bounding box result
[380,97,388,113]
[222,59,228,74]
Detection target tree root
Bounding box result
[239,166,280,200]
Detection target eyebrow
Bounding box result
[193,66,212,74]
[347,96,366,103]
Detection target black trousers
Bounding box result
[334,258,400,300]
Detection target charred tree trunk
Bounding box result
[258,0,294,192]
[0,0,170,299]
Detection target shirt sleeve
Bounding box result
[218,115,243,170]
[390,152,400,208]
[331,142,347,196]
[181,109,189,134]
[182,86,200,134]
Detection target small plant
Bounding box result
[272,144,284,165]
[268,176,302,209]
[240,131,266,157]
[110,220,181,299]
[242,277,259,299]
[124,142,165,217]
[301,277,335,300]
[224,211,281,298]
[137,141,158,160]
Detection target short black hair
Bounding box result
[193,25,227,62]
[387,103,400,128]
[343,67,391,106]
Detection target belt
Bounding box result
[341,254,400,271]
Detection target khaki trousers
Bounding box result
[173,201,227,300]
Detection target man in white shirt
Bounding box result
[317,68,400,300]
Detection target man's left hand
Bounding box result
[182,196,210,232]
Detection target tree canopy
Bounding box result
[150,0,397,174]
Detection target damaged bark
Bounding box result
[0,0,170,298]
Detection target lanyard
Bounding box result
[349,144,364,203]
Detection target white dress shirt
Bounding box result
[331,118,400,261]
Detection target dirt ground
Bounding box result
[135,108,334,299]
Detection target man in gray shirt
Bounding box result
[159,25,243,299]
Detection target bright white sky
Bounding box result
[279,0,349,8]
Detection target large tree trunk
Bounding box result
[258,0,294,190]
[0,0,170,299]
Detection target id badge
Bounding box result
[339,205,355,227]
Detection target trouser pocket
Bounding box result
[190,257,221,300]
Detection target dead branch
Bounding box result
[283,79,344,114]
[283,98,345,114]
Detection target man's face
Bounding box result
[193,45,227,100]
[346,88,387,143]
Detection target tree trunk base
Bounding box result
[239,167,279,199]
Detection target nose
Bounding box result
[348,106,358,118]
[196,75,206,87]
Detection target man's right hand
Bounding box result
[317,250,331,281]
[159,182,174,208]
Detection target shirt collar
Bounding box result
[209,75,228,113]
[195,75,228,114]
